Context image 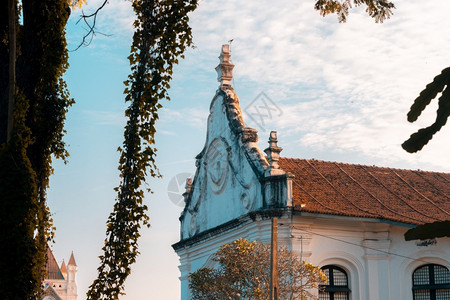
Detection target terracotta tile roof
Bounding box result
[279,157,450,225]
[45,246,64,280]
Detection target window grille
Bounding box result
[413,264,450,300]
[319,265,350,300]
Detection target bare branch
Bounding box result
[71,0,110,51]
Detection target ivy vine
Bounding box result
[0,0,73,298]
[87,0,198,298]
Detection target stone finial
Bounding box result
[264,131,284,176]
[183,178,193,203]
[215,44,234,89]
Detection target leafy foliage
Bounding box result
[0,93,43,299]
[0,0,73,298]
[69,0,87,10]
[402,67,450,153]
[86,0,198,298]
[189,239,327,300]
[314,0,395,23]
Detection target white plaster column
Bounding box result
[363,226,392,300]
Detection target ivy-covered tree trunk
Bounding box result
[6,0,16,143]
[0,1,10,144]
[0,1,73,298]
[87,0,197,298]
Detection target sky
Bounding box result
[47,0,450,298]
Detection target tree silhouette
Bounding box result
[402,67,450,153]
[0,1,73,298]
[405,221,450,241]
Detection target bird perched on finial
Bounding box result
[228,39,234,52]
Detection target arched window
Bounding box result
[412,264,450,300]
[319,265,350,300]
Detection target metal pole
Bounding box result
[270,217,279,300]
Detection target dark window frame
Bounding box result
[412,264,450,300]
[319,265,351,300]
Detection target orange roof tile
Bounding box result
[279,157,450,225]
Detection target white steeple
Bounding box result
[66,252,77,300]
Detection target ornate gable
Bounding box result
[179,45,293,241]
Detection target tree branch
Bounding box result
[72,0,110,51]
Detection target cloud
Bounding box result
[178,0,450,171]
[82,110,126,126]
[160,107,209,129]
[67,0,450,171]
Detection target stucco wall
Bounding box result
[177,213,450,300]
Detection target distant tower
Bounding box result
[42,247,78,300]
[66,252,78,300]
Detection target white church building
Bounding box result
[172,45,450,300]
[41,247,77,300]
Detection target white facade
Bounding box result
[173,45,450,300]
[176,214,450,300]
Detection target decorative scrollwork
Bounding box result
[189,214,198,237]
[206,138,230,195]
